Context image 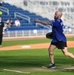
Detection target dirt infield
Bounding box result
[0,41,74,51]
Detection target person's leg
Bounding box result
[48,44,56,64]
[62,47,74,58]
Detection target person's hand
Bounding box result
[35,19,40,23]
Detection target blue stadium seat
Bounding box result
[1,2,50,31]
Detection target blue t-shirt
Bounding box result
[50,19,66,42]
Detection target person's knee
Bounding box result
[63,52,69,56]
[62,47,69,56]
[48,48,53,54]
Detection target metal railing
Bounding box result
[3,29,51,38]
[3,28,74,39]
[14,12,30,23]
[0,6,9,15]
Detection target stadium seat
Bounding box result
[1,2,50,31]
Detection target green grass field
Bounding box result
[0,37,74,75]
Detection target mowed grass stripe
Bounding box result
[0,48,74,68]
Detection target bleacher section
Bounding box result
[0,2,50,31]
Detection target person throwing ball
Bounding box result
[35,11,74,68]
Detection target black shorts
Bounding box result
[51,41,67,49]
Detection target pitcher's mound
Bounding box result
[63,66,74,71]
[42,66,74,71]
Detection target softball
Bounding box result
[0,11,3,15]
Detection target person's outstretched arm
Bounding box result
[35,19,52,26]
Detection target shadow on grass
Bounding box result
[0,56,74,69]
[0,56,49,68]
